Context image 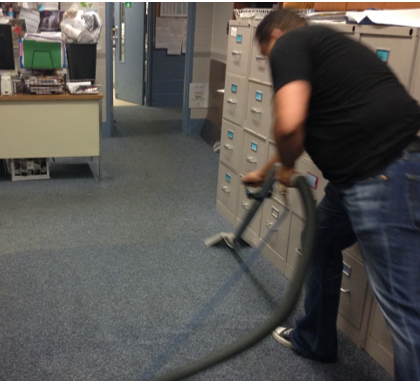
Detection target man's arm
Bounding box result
[273,80,311,185]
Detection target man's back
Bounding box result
[270,25,420,184]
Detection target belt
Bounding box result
[406,136,420,153]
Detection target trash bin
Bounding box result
[66,43,97,81]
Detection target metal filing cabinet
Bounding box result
[216,162,240,225]
[327,23,359,42]
[249,26,272,85]
[226,21,252,77]
[241,130,268,175]
[365,299,394,376]
[215,20,416,376]
[220,120,243,173]
[223,74,247,126]
[235,179,263,247]
[338,251,370,329]
[284,213,305,280]
[259,198,290,274]
[359,25,419,90]
[409,36,420,103]
[245,81,274,138]
[289,156,328,219]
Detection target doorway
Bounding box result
[111,3,190,111]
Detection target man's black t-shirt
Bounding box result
[270,25,420,184]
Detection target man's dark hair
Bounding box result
[255,9,307,44]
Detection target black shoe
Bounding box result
[272,327,294,349]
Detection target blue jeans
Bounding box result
[290,151,420,381]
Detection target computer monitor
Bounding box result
[0,24,15,70]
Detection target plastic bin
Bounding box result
[66,43,97,81]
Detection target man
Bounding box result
[242,9,420,381]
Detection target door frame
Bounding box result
[104,2,197,137]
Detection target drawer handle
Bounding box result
[340,288,350,294]
[266,221,278,231]
[295,248,302,256]
[241,201,251,210]
[224,143,233,150]
[246,155,257,164]
[227,98,237,105]
[232,50,242,56]
[251,107,262,114]
[256,55,266,61]
[221,186,230,193]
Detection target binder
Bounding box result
[23,39,62,69]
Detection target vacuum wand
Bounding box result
[232,164,279,247]
[146,166,317,381]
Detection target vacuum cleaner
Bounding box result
[147,164,317,381]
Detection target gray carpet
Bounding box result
[0,106,392,381]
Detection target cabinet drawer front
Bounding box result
[241,131,267,175]
[223,74,247,126]
[220,120,243,173]
[245,81,273,138]
[339,251,369,330]
[217,163,239,216]
[226,23,251,77]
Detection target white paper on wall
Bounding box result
[156,17,170,29]
[167,35,182,55]
[156,27,170,49]
[230,27,237,37]
[170,18,184,35]
[189,83,209,108]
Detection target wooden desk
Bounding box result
[0,92,103,178]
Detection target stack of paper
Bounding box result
[23,75,64,94]
[346,9,420,28]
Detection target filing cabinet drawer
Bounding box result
[241,130,267,175]
[223,74,247,126]
[245,81,273,138]
[286,213,305,278]
[365,299,394,375]
[217,163,239,224]
[249,28,272,84]
[327,23,359,42]
[409,38,420,103]
[260,197,291,262]
[290,157,328,219]
[359,28,417,90]
[226,22,251,77]
[235,179,263,247]
[220,120,243,173]
[344,242,362,261]
[339,250,369,330]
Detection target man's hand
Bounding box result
[276,165,295,187]
[241,169,266,187]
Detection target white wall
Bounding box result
[210,2,234,63]
[191,2,214,120]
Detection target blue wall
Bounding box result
[150,49,185,108]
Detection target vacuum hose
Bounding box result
[148,175,317,381]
